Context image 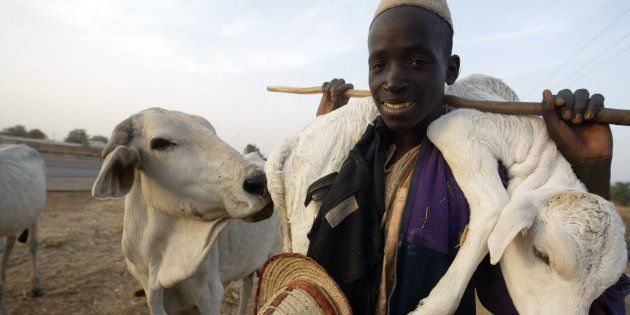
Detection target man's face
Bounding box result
[368,7,458,134]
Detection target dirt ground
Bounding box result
[3,192,630,314]
[2,192,248,315]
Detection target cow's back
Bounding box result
[0,144,46,235]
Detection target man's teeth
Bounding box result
[384,102,412,110]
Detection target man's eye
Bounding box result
[409,58,429,67]
[150,138,176,151]
[370,62,385,72]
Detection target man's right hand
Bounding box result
[316,78,354,116]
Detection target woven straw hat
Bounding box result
[255,253,352,315]
[373,0,452,29]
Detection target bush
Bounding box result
[65,129,89,146]
[90,135,108,143]
[611,182,630,206]
[244,143,265,160]
[1,125,47,139]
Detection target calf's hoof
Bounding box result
[134,289,146,297]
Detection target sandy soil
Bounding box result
[3,192,629,314]
[2,192,248,315]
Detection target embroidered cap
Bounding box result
[373,0,452,29]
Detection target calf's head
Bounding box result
[92,108,272,220]
[488,191,627,314]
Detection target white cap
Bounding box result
[373,0,452,29]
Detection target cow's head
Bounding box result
[92,108,272,221]
[488,191,627,314]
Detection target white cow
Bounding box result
[92,108,280,315]
[0,144,46,315]
[266,75,627,314]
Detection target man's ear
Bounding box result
[487,196,537,265]
[446,54,460,85]
[92,145,140,199]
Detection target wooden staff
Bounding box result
[267,86,630,126]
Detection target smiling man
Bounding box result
[308,0,628,314]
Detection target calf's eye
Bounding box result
[150,138,175,151]
[533,246,550,265]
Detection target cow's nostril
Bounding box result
[243,174,267,197]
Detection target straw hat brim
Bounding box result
[255,253,352,315]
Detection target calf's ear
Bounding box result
[487,196,537,265]
[92,145,139,199]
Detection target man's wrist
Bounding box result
[572,159,612,200]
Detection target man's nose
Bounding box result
[243,173,268,197]
[384,66,408,93]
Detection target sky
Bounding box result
[1,0,629,181]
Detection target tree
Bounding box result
[244,143,265,160]
[65,129,89,146]
[90,135,108,143]
[1,125,48,139]
[611,182,630,206]
[27,129,47,139]
[1,125,28,137]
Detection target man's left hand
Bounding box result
[541,89,612,198]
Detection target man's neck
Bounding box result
[391,109,441,163]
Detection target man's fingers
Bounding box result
[572,89,590,123]
[542,90,582,151]
[585,93,605,121]
[337,83,354,94]
[325,78,338,96]
[557,89,574,121]
[542,90,567,143]
[542,90,560,130]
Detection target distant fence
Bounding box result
[0,135,102,157]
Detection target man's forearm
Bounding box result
[572,160,611,200]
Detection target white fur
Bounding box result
[266,75,627,314]
[92,108,280,315]
[0,144,46,315]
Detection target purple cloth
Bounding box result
[401,139,469,256]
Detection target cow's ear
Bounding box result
[487,196,538,264]
[92,145,139,199]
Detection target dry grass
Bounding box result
[2,192,250,315]
[3,192,628,314]
[613,204,630,311]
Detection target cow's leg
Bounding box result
[146,286,167,315]
[237,273,254,315]
[0,236,16,281]
[0,271,7,315]
[27,224,42,298]
[194,246,221,315]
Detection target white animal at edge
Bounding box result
[92,108,280,315]
[266,75,627,315]
[0,144,46,315]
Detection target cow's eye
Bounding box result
[150,138,175,151]
[533,246,550,265]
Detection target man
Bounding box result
[307,0,627,314]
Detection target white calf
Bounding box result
[92,108,278,314]
[0,144,46,315]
